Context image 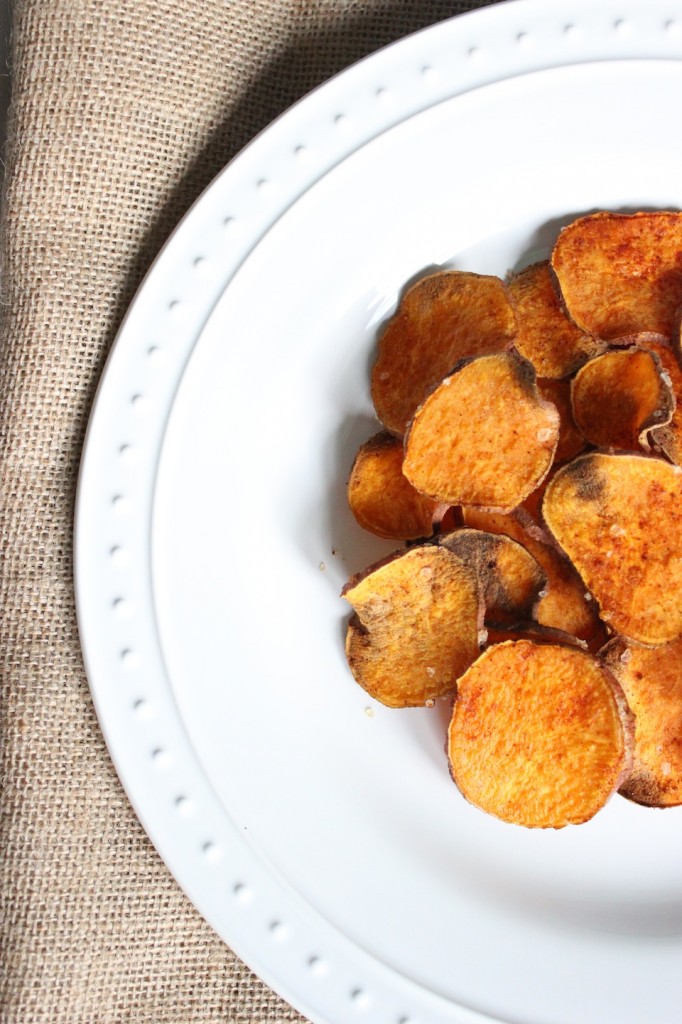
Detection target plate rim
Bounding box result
[74,3,682,1023]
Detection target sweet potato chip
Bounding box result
[508,260,605,377]
[371,271,516,435]
[634,333,682,463]
[602,637,682,807]
[543,452,682,645]
[439,529,545,624]
[570,347,673,450]
[342,545,481,708]
[403,353,559,511]
[462,507,601,642]
[347,431,442,540]
[551,211,682,339]
[448,640,632,828]
[537,379,586,464]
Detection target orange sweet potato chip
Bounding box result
[633,333,682,463]
[371,271,516,435]
[403,352,559,511]
[602,637,682,807]
[439,529,545,624]
[537,378,586,464]
[508,260,605,377]
[342,546,481,708]
[448,640,632,828]
[570,346,673,450]
[543,452,682,645]
[347,431,442,540]
[462,506,601,643]
[551,211,682,339]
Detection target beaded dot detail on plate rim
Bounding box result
[233,882,253,905]
[307,955,327,976]
[269,920,289,941]
[351,988,371,1010]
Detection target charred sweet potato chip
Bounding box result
[570,347,673,450]
[439,529,545,624]
[403,353,559,511]
[462,507,601,643]
[543,453,682,645]
[347,431,442,540]
[537,379,586,464]
[448,640,632,828]
[371,271,516,435]
[342,545,481,708]
[508,260,605,377]
[602,637,682,807]
[551,211,682,339]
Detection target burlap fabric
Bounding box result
[0,1,496,1020]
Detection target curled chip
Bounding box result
[371,271,516,435]
[543,452,682,646]
[342,546,481,708]
[508,260,605,378]
[602,637,682,807]
[403,352,559,511]
[462,506,601,643]
[347,431,442,540]
[448,641,632,828]
[551,211,682,339]
[537,379,586,464]
[634,333,682,464]
[570,346,673,450]
[439,529,546,624]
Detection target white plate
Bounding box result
[75,3,682,1022]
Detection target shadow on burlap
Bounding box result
[0,1,495,1020]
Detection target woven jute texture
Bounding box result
[0,1,496,1020]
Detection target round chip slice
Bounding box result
[635,333,682,463]
[403,352,559,512]
[371,271,516,435]
[342,545,481,708]
[570,346,673,450]
[602,637,682,807]
[347,431,441,540]
[543,452,682,646]
[508,260,605,378]
[448,641,632,828]
[551,210,682,339]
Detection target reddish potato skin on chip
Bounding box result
[551,211,682,340]
[347,431,441,540]
[570,346,673,451]
[342,546,481,708]
[403,352,559,512]
[448,641,632,829]
[602,637,682,807]
[508,261,605,378]
[543,452,682,646]
[371,271,516,435]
